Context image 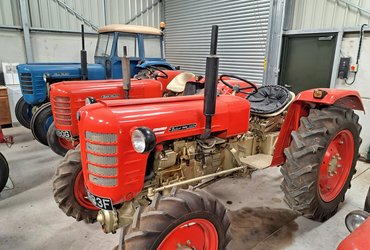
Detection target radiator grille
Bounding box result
[53,96,72,126]
[20,73,33,94]
[85,131,118,187]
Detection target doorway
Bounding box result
[279,33,337,93]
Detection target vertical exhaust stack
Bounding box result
[80,24,88,80]
[201,25,219,139]
[122,46,131,99]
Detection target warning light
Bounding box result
[350,64,358,72]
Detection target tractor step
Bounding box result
[240,154,272,169]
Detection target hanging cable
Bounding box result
[345,23,368,85]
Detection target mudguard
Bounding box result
[271,88,364,166]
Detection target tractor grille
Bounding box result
[20,73,33,94]
[85,131,118,187]
[53,96,72,126]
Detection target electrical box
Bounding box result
[338,57,350,79]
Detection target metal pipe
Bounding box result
[80,24,88,81]
[201,25,219,139]
[122,46,131,99]
[151,165,247,193]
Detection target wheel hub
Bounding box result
[319,130,355,202]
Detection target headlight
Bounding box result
[85,97,97,105]
[131,127,156,153]
[43,73,50,82]
[345,210,370,232]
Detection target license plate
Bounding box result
[86,189,113,210]
[56,129,72,139]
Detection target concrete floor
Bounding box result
[0,126,369,250]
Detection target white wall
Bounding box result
[0,30,27,66]
[0,28,98,75]
[31,32,97,63]
[335,32,370,155]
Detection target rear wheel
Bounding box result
[15,97,33,129]
[30,102,53,146]
[120,188,231,250]
[281,106,361,221]
[0,152,9,193]
[47,122,76,156]
[52,146,98,223]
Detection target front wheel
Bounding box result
[0,152,9,193]
[47,122,76,156]
[30,102,53,146]
[52,147,98,223]
[120,188,231,250]
[15,97,34,129]
[281,106,361,222]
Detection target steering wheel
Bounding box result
[220,74,258,95]
[146,66,168,79]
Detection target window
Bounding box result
[117,34,138,58]
[143,35,162,58]
[95,33,114,57]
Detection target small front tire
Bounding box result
[30,102,53,146]
[52,147,98,223]
[120,188,231,250]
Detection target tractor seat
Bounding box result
[247,85,294,116]
[166,72,196,93]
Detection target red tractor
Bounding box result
[45,68,183,156]
[54,26,363,249]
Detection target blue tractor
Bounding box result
[15,24,175,132]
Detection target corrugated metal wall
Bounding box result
[291,0,370,30]
[164,0,270,83]
[0,0,162,32]
[0,0,21,26]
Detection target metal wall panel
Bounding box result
[291,0,370,30]
[24,0,161,32]
[164,0,270,83]
[0,0,21,26]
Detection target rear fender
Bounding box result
[271,88,364,166]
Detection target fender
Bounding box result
[271,88,364,166]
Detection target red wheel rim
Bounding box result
[319,130,355,202]
[158,218,218,250]
[74,170,99,210]
[58,138,76,150]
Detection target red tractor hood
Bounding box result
[78,94,250,204]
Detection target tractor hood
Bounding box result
[50,79,163,137]
[78,95,250,204]
[17,63,105,105]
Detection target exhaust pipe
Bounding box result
[122,46,131,99]
[201,25,219,139]
[80,24,88,80]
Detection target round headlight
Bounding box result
[43,73,50,82]
[131,127,156,153]
[345,210,369,232]
[85,97,96,105]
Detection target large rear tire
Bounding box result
[52,147,98,223]
[281,106,361,222]
[47,122,76,156]
[15,97,33,129]
[120,188,231,250]
[30,102,53,146]
[0,152,9,193]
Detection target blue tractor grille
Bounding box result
[20,73,33,94]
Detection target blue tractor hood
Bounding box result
[18,63,105,105]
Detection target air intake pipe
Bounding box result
[122,46,131,99]
[80,24,88,81]
[201,25,219,139]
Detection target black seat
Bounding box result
[247,85,292,115]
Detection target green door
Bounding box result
[279,33,337,93]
